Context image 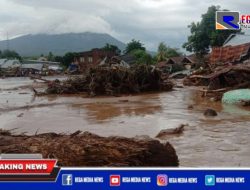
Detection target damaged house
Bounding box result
[156,55,198,73]
[74,48,117,71]
[210,34,250,64]
[21,60,62,76]
[20,63,44,76]
[107,54,137,68]
[155,57,184,73]
[166,56,185,65]
[0,59,21,76]
[182,55,199,69]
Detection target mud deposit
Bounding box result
[0,130,178,167]
[1,77,250,167]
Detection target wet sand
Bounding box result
[0,77,250,167]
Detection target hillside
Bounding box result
[0,32,126,56]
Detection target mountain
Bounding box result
[0,32,126,57]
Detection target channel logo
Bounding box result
[205,175,215,186]
[216,11,240,30]
[157,174,168,186]
[62,174,73,186]
[110,175,121,186]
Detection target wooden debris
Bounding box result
[184,64,250,99]
[155,124,187,139]
[40,65,173,96]
[0,130,179,167]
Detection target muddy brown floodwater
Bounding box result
[0,77,250,167]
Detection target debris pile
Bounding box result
[0,130,179,167]
[183,64,250,99]
[43,65,173,96]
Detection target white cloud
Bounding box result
[0,0,249,51]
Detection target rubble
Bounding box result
[203,108,218,117]
[184,64,250,100]
[0,130,179,167]
[241,100,250,107]
[38,65,174,96]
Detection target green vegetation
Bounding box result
[183,5,240,56]
[156,42,181,62]
[102,43,121,55]
[124,39,152,64]
[47,52,55,61]
[0,49,21,60]
[132,49,152,65]
[54,52,78,69]
[124,39,146,54]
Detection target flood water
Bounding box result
[0,77,250,167]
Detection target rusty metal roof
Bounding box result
[167,56,184,64]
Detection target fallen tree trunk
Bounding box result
[30,75,51,83]
[0,130,179,167]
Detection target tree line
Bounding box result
[0,50,21,60]
[44,40,182,68]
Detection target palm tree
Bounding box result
[157,42,168,62]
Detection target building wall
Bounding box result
[75,49,116,71]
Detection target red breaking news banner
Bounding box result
[0,159,60,181]
[0,160,57,174]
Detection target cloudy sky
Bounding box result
[0,0,249,51]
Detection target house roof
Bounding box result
[156,61,168,68]
[1,60,21,69]
[223,34,250,47]
[48,65,62,71]
[210,34,250,64]
[167,56,184,64]
[23,60,60,65]
[111,54,137,65]
[77,48,116,57]
[211,43,250,64]
[183,54,199,64]
[0,59,7,66]
[38,57,47,61]
[119,54,136,65]
[21,63,44,71]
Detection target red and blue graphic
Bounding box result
[216,11,250,30]
[0,159,249,189]
[216,11,240,30]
